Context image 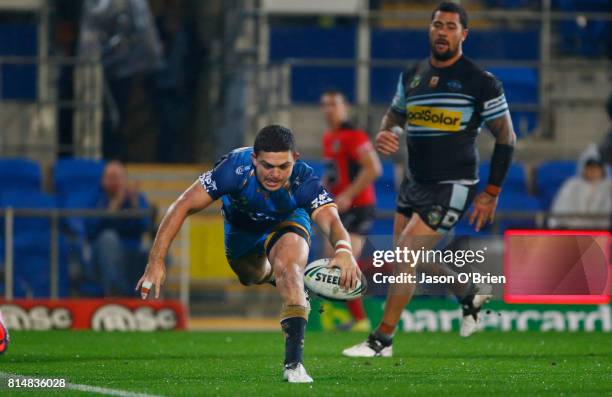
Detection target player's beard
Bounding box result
[430,42,457,62]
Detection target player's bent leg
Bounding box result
[268,232,313,383]
[0,310,9,355]
[227,252,272,286]
[343,213,442,358]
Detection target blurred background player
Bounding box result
[320,90,382,332]
[343,2,517,357]
[136,125,361,382]
[85,160,151,296]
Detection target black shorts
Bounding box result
[396,178,477,233]
[340,205,376,235]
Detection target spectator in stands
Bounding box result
[549,157,611,230]
[78,0,162,160]
[86,160,151,295]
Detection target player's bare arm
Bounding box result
[335,149,382,212]
[376,109,407,155]
[311,205,361,290]
[136,181,214,298]
[469,113,517,231]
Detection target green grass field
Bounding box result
[1,331,611,396]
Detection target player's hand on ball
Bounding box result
[469,191,499,232]
[375,130,399,155]
[135,259,167,299]
[328,251,361,291]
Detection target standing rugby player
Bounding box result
[344,2,516,357]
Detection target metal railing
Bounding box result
[2,206,608,304]
[0,208,190,309]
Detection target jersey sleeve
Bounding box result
[347,131,374,161]
[198,154,242,200]
[292,164,335,216]
[478,72,510,122]
[390,72,407,114]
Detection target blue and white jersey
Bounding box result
[390,56,510,183]
[198,147,335,231]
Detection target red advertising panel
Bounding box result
[0,299,187,331]
[504,230,611,304]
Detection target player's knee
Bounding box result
[236,269,267,286]
[273,261,301,286]
[237,275,254,286]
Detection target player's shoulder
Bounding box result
[204,147,252,190]
[291,160,316,181]
[224,146,253,164]
[400,58,429,83]
[462,57,502,84]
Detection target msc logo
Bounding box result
[406,106,462,132]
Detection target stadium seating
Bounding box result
[0,157,41,194]
[54,158,104,202]
[375,160,397,211]
[0,190,69,297]
[270,24,542,134]
[534,160,576,210]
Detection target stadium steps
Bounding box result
[189,280,282,318]
[125,164,217,300]
[126,163,209,211]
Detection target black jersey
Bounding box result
[391,56,509,184]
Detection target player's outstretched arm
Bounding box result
[375,109,406,155]
[311,205,362,290]
[136,181,214,299]
[469,113,517,231]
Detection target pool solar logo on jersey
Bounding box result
[409,75,421,88]
[406,106,462,132]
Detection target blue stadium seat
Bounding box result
[0,190,69,297]
[0,190,55,251]
[291,66,355,103]
[535,160,576,210]
[0,158,41,194]
[270,25,357,102]
[487,67,539,136]
[370,29,539,61]
[54,158,104,203]
[375,160,397,211]
[497,192,541,232]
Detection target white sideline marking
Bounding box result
[0,372,164,397]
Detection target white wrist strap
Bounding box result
[334,239,352,249]
[335,248,353,255]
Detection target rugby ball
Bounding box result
[303,258,367,301]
